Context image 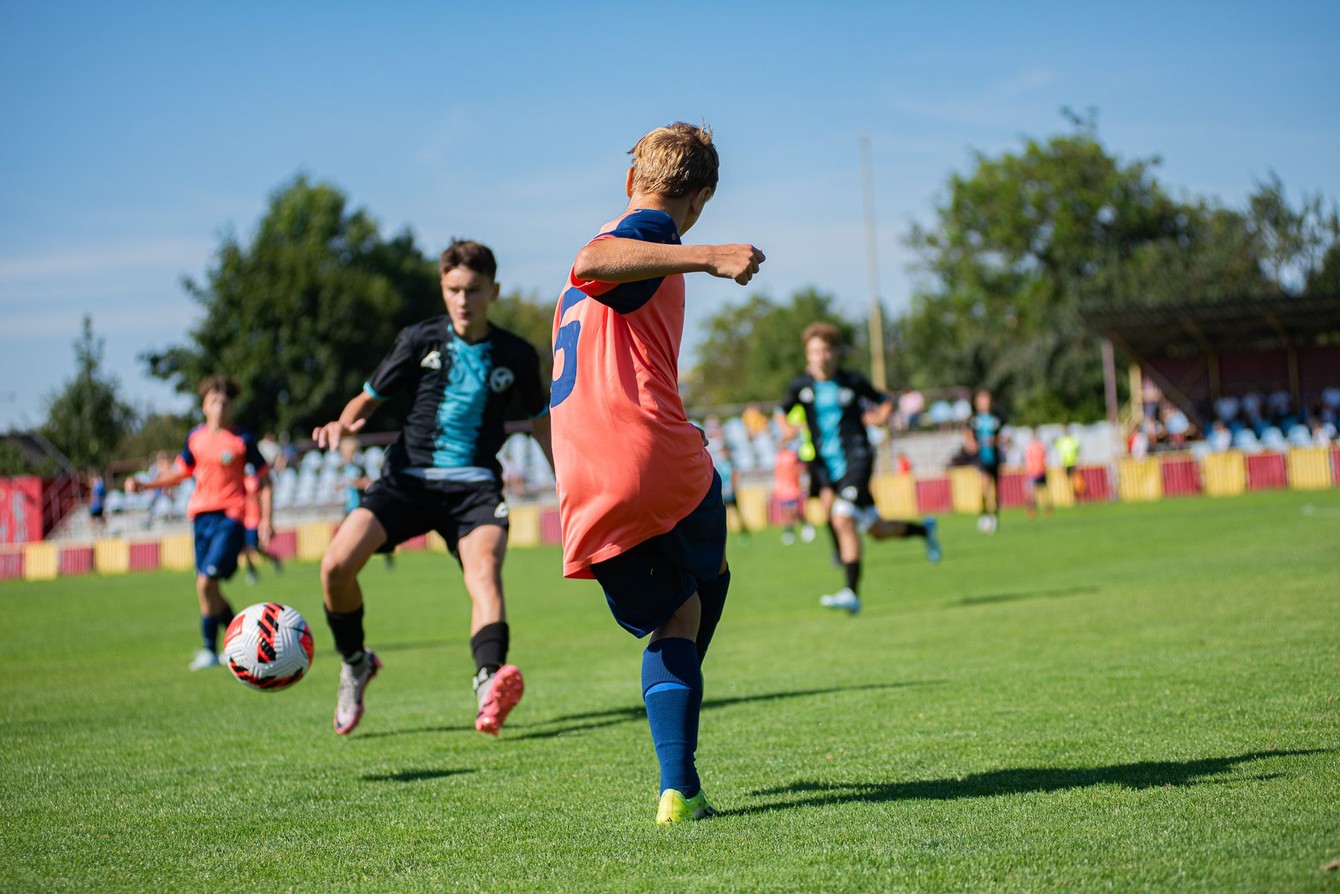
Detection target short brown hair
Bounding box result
[802,322,842,347]
[439,240,497,280]
[628,122,719,199]
[198,374,240,399]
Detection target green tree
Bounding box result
[115,411,195,467]
[142,175,441,435]
[1244,172,1340,295]
[684,289,858,407]
[40,316,136,471]
[902,112,1279,423]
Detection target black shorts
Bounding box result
[361,472,508,557]
[818,454,875,510]
[806,460,829,499]
[591,471,727,638]
[977,459,1001,481]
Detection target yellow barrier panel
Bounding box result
[297,522,334,561]
[1287,447,1334,490]
[425,531,449,553]
[1117,458,1162,502]
[1202,452,1246,496]
[160,536,195,570]
[949,466,983,514]
[160,533,195,570]
[508,504,541,548]
[1046,468,1075,508]
[872,473,918,519]
[23,542,58,581]
[94,540,130,575]
[804,497,826,526]
[736,486,770,532]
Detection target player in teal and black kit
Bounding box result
[779,322,941,615]
[966,389,1005,533]
[313,240,553,737]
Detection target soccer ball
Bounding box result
[222,602,314,692]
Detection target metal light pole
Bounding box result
[859,133,887,391]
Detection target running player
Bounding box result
[312,240,553,737]
[549,122,763,824]
[128,375,272,669]
[966,389,1005,532]
[779,323,941,615]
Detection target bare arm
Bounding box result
[126,467,192,493]
[313,391,382,450]
[257,473,274,548]
[574,238,765,286]
[862,398,894,428]
[529,413,555,474]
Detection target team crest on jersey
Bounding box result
[489,367,514,393]
[420,350,442,370]
[220,450,235,465]
[799,386,814,403]
[838,387,855,406]
[494,501,509,518]
[841,485,859,500]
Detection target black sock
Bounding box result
[894,521,927,538]
[844,560,861,594]
[470,621,509,676]
[218,602,235,630]
[325,605,366,663]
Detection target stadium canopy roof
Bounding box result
[1082,294,1340,359]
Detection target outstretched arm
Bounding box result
[313,391,382,450]
[574,238,764,286]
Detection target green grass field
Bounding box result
[3,489,1339,892]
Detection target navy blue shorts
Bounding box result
[193,511,246,580]
[591,471,727,638]
[244,528,260,549]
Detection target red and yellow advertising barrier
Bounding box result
[1286,447,1333,490]
[872,473,918,519]
[23,542,58,581]
[1117,458,1163,502]
[1202,452,1246,496]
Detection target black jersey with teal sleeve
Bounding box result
[363,317,547,481]
[780,370,887,480]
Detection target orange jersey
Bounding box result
[1025,439,1048,478]
[773,448,801,501]
[549,209,714,579]
[177,425,267,522]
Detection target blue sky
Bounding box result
[2,0,1337,431]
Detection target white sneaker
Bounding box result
[819,588,861,614]
[189,648,220,671]
[800,525,816,543]
[333,650,382,735]
[781,530,796,545]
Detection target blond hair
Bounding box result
[628,122,719,199]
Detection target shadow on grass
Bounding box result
[361,768,474,783]
[733,749,1326,815]
[506,680,941,742]
[353,722,477,740]
[951,584,1100,607]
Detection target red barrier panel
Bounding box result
[0,477,45,544]
[915,477,952,515]
[400,535,428,551]
[1160,456,1202,497]
[1076,466,1111,502]
[540,508,562,545]
[1246,453,1287,490]
[0,551,23,581]
[1333,448,1340,486]
[270,530,297,560]
[129,542,160,572]
[997,471,1030,509]
[59,545,94,575]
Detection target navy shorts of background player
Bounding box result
[782,370,885,523]
[358,315,548,556]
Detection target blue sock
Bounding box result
[200,615,218,651]
[642,637,703,797]
[695,569,730,662]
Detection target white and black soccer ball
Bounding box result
[222,602,314,692]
